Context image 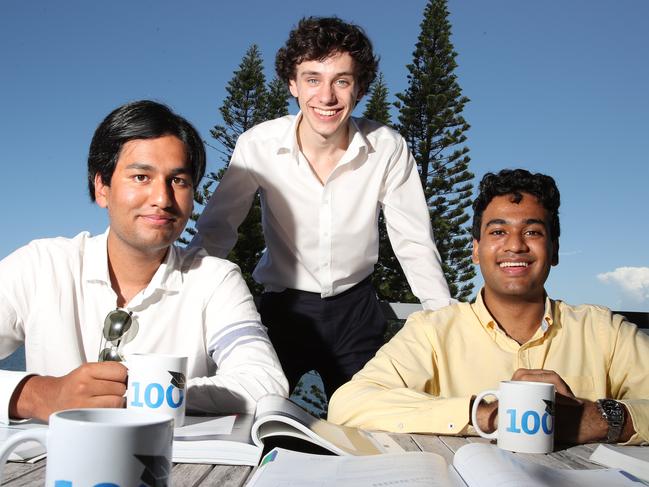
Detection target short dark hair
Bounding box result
[275,16,379,97]
[472,169,561,241]
[87,100,206,201]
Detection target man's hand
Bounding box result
[510,368,635,444]
[9,362,127,422]
[511,368,575,398]
[471,397,498,433]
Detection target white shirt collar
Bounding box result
[278,113,372,169]
[82,227,183,307]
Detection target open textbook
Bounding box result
[590,444,649,482]
[247,443,645,487]
[173,394,400,465]
[2,395,397,465]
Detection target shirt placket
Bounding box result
[319,185,333,296]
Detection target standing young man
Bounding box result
[0,100,287,423]
[193,17,453,398]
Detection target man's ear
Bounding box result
[94,173,109,208]
[288,79,298,98]
[551,239,559,266]
[472,238,480,264]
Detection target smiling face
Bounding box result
[94,135,194,259]
[472,193,558,303]
[288,51,361,145]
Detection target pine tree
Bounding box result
[183,45,289,294]
[362,74,415,303]
[396,0,475,301]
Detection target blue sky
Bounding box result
[1,0,647,311]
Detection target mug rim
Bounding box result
[502,380,555,389]
[52,408,173,427]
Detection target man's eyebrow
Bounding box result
[485,218,507,227]
[485,218,547,227]
[124,162,190,175]
[299,70,355,77]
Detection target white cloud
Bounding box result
[597,267,649,304]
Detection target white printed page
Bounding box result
[174,415,236,437]
[453,443,640,487]
[247,448,456,487]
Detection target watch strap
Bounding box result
[596,399,625,443]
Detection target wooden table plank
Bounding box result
[171,463,215,486]
[1,465,46,486]
[386,433,422,452]
[0,461,45,484]
[409,433,455,463]
[196,464,252,487]
[438,435,472,453]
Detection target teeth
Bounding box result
[500,262,528,268]
[314,108,337,116]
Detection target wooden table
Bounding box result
[0,434,606,486]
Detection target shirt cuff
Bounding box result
[619,399,649,445]
[0,370,33,424]
[421,297,457,311]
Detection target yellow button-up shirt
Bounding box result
[328,291,649,444]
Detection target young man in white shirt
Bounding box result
[192,17,453,398]
[0,100,287,423]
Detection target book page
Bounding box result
[246,447,457,487]
[453,443,640,487]
[174,414,236,438]
[253,395,382,455]
[590,444,649,482]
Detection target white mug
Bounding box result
[0,408,173,486]
[471,380,555,453]
[126,353,188,427]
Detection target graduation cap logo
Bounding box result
[542,399,555,416]
[168,370,186,390]
[134,454,171,487]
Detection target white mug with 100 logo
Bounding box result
[0,408,173,486]
[126,353,188,427]
[471,380,555,454]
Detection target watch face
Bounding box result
[598,399,625,442]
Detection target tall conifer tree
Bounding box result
[396,0,475,301]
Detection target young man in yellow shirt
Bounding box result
[329,168,649,445]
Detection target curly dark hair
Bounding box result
[275,16,378,97]
[472,169,561,242]
[87,100,206,202]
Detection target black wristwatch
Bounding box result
[596,399,625,443]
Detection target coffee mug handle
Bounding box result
[0,429,48,484]
[471,390,499,439]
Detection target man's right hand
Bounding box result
[9,362,127,422]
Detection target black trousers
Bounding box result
[260,277,387,400]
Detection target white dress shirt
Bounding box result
[193,114,453,310]
[0,229,288,423]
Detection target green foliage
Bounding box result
[362,73,391,126]
[182,45,289,293]
[395,0,476,301]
